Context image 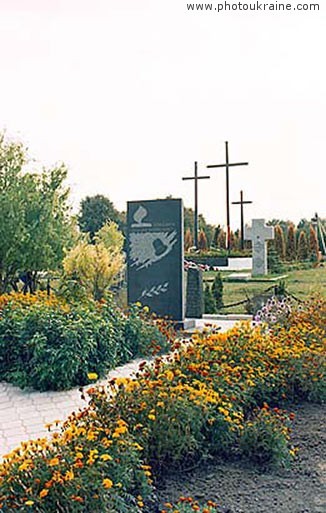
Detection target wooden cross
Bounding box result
[182,161,210,249]
[207,141,248,251]
[232,190,253,250]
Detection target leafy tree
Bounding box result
[198,214,215,248]
[274,225,286,260]
[211,272,224,310]
[297,230,309,261]
[62,222,125,300]
[78,195,124,238]
[198,230,208,251]
[211,225,222,248]
[0,133,74,293]
[286,224,296,261]
[183,207,215,248]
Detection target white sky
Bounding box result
[0,0,325,228]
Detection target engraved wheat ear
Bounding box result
[140,282,169,298]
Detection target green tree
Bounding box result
[211,272,224,310]
[267,243,284,274]
[286,224,296,261]
[204,284,217,314]
[78,195,124,239]
[198,214,215,248]
[297,230,309,261]
[0,133,74,293]
[183,206,215,248]
[211,225,222,249]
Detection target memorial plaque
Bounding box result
[127,199,184,321]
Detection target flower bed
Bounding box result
[0,297,324,512]
[0,293,170,391]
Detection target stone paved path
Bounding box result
[0,319,243,459]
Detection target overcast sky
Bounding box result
[0,0,325,228]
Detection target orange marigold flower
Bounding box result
[48,457,59,467]
[102,478,113,489]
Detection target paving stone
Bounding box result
[1,419,24,430]
[0,401,14,411]
[17,406,42,416]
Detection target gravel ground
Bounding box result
[151,403,326,513]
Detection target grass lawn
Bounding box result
[204,266,326,314]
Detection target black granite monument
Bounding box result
[127,199,184,322]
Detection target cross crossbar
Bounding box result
[231,190,253,249]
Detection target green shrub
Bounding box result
[0,293,170,391]
[124,303,172,357]
[204,285,217,314]
[239,406,294,466]
[211,272,223,310]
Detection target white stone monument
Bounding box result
[245,219,274,276]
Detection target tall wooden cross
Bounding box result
[207,141,248,251]
[182,161,210,249]
[232,190,253,250]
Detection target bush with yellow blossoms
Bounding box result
[90,295,325,472]
[0,402,151,512]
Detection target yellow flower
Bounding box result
[103,478,113,489]
[87,372,98,380]
[64,470,75,481]
[148,414,156,421]
[25,501,34,506]
[18,460,30,472]
[48,457,59,467]
[100,454,113,461]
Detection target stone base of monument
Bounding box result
[174,319,197,330]
[225,273,288,283]
[225,272,252,281]
[203,313,252,321]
